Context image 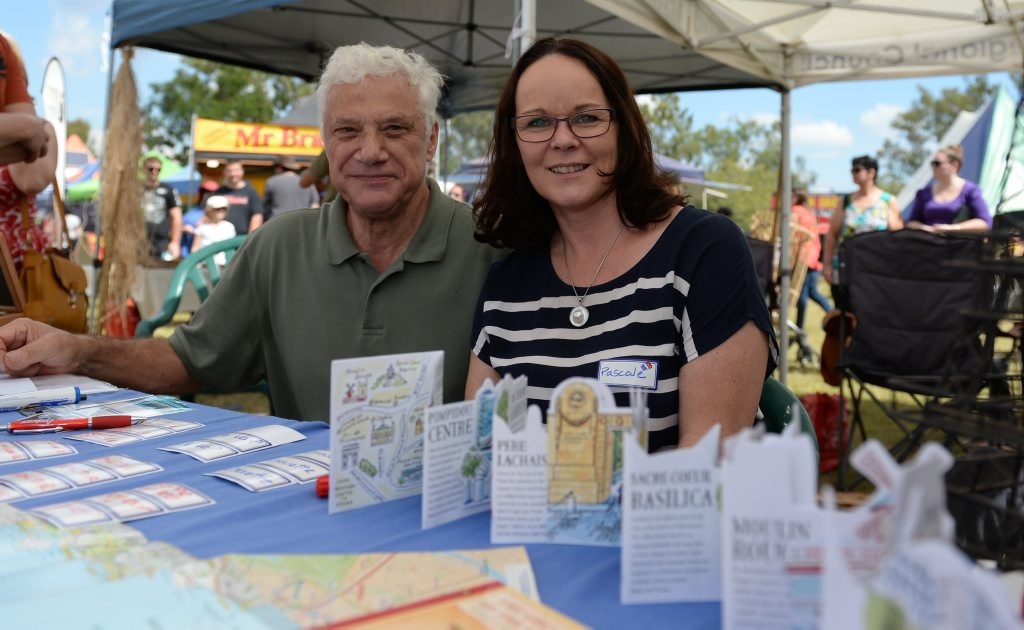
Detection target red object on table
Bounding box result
[316,475,329,498]
[3,415,135,433]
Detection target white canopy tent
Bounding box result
[586,0,1024,380]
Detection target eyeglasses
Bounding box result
[511,108,615,143]
[930,160,949,167]
[146,166,161,173]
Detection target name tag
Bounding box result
[597,359,659,390]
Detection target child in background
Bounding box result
[193,195,236,266]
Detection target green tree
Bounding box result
[143,59,316,163]
[638,93,702,162]
[877,76,993,192]
[692,117,784,230]
[438,110,493,175]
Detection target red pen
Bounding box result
[1,415,142,434]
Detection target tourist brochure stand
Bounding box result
[621,424,721,604]
[820,440,1021,630]
[544,378,642,547]
[421,375,527,530]
[492,404,548,544]
[327,351,443,513]
[721,420,822,629]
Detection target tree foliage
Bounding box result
[67,118,94,152]
[877,76,993,192]
[143,59,316,163]
[438,110,493,175]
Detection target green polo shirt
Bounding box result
[169,179,505,422]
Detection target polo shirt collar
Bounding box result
[325,178,455,266]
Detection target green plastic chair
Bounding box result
[133,235,271,412]
[135,235,246,338]
[758,377,819,467]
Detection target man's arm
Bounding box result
[247,188,265,232]
[0,318,202,394]
[167,205,183,258]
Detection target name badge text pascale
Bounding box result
[597,359,659,390]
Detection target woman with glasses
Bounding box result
[906,145,991,234]
[823,155,903,285]
[465,38,776,452]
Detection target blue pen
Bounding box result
[0,386,84,412]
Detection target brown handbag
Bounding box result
[17,180,88,333]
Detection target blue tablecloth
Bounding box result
[2,393,718,629]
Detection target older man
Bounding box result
[0,44,504,421]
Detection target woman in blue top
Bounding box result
[906,145,992,234]
[465,38,777,452]
[823,155,903,285]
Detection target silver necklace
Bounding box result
[562,223,625,327]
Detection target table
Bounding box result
[1,393,717,629]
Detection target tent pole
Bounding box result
[778,84,792,385]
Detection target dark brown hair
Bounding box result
[473,37,685,249]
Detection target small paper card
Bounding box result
[67,418,205,446]
[160,425,305,462]
[0,484,24,502]
[491,405,548,544]
[27,394,191,419]
[208,450,331,492]
[0,440,76,464]
[30,482,214,528]
[621,424,721,604]
[544,378,639,547]
[328,351,444,514]
[0,454,161,499]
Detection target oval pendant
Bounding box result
[570,305,589,327]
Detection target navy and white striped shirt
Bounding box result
[471,207,778,452]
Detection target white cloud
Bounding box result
[49,12,104,77]
[792,120,854,148]
[859,102,904,138]
[718,111,778,126]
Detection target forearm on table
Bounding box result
[75,336,202,395]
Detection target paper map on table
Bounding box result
[328,351,443,513]
[0,505,583,629]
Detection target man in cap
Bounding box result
[263,156,319,220]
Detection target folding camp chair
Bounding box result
[834,229,987,488]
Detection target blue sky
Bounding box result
[5,0,1019,193]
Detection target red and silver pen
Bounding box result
[0,415,143,434]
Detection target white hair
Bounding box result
[316,43,444,139]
